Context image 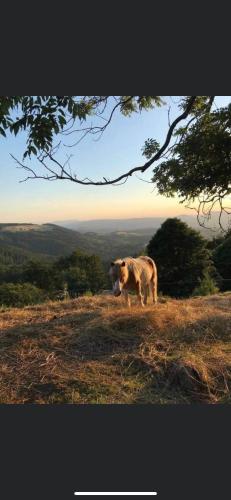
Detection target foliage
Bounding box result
[0,223,150,262]
[213,236,231,291]
[192,272,219,297]
[0,96,163,158]
[150,103,231,220]
[147,218,213,297]
[141,138,160,159]
[23,260,55,290]
[206,235,226,251]
[0,264,24,284]
[0,244,30,266]
[56,250,106,295]
[59,267,89,297]
[20,249,106,297]
[0,282,45,307]
[1,219,229,305]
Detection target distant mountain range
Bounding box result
[54,217,166,233]
[54,212,230,235]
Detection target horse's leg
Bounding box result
[144,285,149,305]
[136,281,144,307]
[150,279,157,305]
[123,289,131,307]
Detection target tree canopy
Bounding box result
[147,218,214,297]
[21,250,106,297]
[0,96,163,158]
[149,101,231,227]
[213,233,231,291]
[55,250,106,295]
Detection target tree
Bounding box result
[61,267,89,297]
[206,235,226,251]
[147,218,214,297]
[149,101,231,228]
[213,235,231,291]
[84,254,106,294]
[0,95,202,185]
[23,260,55,290]
[55,250,106,294]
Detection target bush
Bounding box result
[0,283,45,307]
[192,273,219,297]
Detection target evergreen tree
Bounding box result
[147,218,213,297]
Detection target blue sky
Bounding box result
[0,96,230,223]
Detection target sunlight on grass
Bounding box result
[0,293,230,403]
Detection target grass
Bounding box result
[0,293,231,403]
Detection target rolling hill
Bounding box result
[0,223,151,263]
[0,213,228,267]
[0,292,230,403]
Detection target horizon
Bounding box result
[0,212,196,226]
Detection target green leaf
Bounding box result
[0,127,6,137]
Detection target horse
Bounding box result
[109,256,157,307]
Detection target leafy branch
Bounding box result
[12,96,197,186]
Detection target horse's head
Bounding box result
[109,260,129,296]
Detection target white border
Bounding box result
[74,493,157,496]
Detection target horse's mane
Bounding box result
[125,257,140,281]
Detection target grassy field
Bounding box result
[0,293,231,404]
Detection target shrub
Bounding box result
[192,273,219,297]
[0,283,45,307]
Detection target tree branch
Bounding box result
[14,96,197,187]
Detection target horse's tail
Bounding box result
[142,256,157,280]
[142,256,158,303]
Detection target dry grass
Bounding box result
[0,293,231,404]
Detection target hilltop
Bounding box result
[0,223,150,262]
[0,293,230,403]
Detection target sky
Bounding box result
[0,96,230,224]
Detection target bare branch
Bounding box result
[184,190,231,232]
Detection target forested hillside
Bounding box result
[0,219,230,309]
[0,223,149,262]
[0,245,33,266]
